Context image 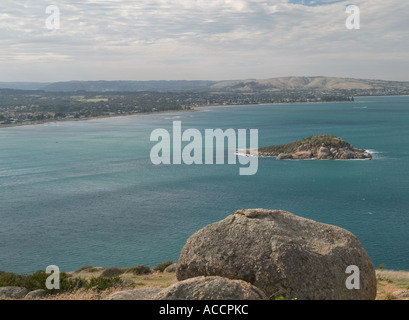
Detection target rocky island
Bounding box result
[254,134,372,160]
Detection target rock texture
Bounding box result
[164,263,178,273]
[155,276,267,300]
[177,209,377,300]
[256,135,372,160]
[25,289,47,299]
[0,286,29,299]
[104,287,163,300]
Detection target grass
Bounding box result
[0,270,92,294]
[376,269,409,300]
[124,265,152,275]
[2,267,408,300]
[42,271,177,300]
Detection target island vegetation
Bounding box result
[255,134,372,160]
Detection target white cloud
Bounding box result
[0,0,408,81]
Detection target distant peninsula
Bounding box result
[254,135,372,160]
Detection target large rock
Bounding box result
[0,286,29,299]
[155,276,267,300]
[25,289,47,299]
[104,287,163,300]
[277,153,293,160]
[317,146,331,159]
[177,209,377,300]
[164,263,178,273]
[292,151,312,159]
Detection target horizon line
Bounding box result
[2,76,409,84]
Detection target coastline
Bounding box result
[0,98,364,129]
[0,108,197,129]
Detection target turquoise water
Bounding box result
[1,96,408,273]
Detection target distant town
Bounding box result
[0,90,353,126]
[1,76,409,127]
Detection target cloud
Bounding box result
[288,0,345,6]
[0,0,408,81]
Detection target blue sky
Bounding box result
[0,0,408,82]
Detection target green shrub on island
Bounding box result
[125,265,152,275]
[258,134,351,155]
[153,261,174,273]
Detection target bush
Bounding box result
[21,271,50,291]
[0,270,49,292]
[89,277,123,292]
[0,271,23,288]
[153,261,173,273]
[100,267,124,278]
[0,270,125,294]
[125,265,152,275]
[59,273,88,293]
[0,270,87,294]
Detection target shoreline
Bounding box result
[3,94,408,129]
[0,97,373,129]
[0,108,197,129]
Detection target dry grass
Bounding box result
[119,272,177,288]
[37,270,178,300]
[68,268,177,288]
[376,269,409,300]
[12,269,409,300]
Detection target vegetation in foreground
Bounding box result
[0,263,408,300]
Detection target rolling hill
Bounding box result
[1,76,409,94]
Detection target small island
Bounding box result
[253,135,372,160]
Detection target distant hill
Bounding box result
[0,82,51,91]
[1,76,409,93]
[41,80,215,92]
[211,76,409,92]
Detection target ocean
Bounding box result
[1,96,408,274]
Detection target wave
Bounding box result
[365,149,381,154]
[164,115,183,120]
[234,150,258,157]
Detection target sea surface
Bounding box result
[1,96,408,274]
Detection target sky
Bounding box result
[0,0,408,82]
